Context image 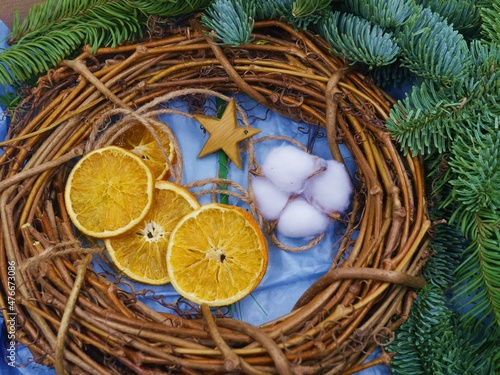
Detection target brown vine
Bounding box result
[0,18,429,374]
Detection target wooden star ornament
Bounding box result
[194,98,261,169]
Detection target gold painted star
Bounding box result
[195,98,261,169]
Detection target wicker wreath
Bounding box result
[0,18,430,374]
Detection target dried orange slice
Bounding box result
[104,181,200,284]
[167,203,268,306]
[64,146,154,238]
[113,121,176,179]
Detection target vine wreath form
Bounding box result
[0,19,430,374]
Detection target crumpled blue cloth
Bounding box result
[0,19,391,375]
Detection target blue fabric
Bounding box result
[0,20,11,149]
[0,21,392,375]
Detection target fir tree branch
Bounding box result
[370,62,415,89]
[443,129,500,332]
[448,129,500,214]
[254,0,329,30]
[291,0,333,18]
[317,11,400,67]
[10,0,110,42]
[201,0,255,46]
[254,0,293,20]
[134,0,212,17]
[452,210,500,332]
[344,0,414,29]
[1,28,87,84]
[386,16,500,367]
[415,0,483,38]
[1,0,146,85]
[395,7,471,84]
[73,1,144,49]
[386,59,498,156]
[479,0,500,44]
[469,40,500,77]
[389,206,499,374]
[386,80,466,155]
[0,0,212,86]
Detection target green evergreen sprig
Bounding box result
[448,129,500,215]
[317,11,400,66]
[133,0,212,17]
[386,37,500,338]
[254,0,332,30]
[415,0,482,38]
[386,79,464,155]
[291,0,333,19]
[0,0,210,86]
[387,42,498,156]
[254,0,291,20]
[388,200,498,374]
[447,128,500,329]
[10,0,108,42]
[395,7,471,84]
[344,0,414,29]
[1,1,144,85]
[201,0,255,46]
[480,0,500,43]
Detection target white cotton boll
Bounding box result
[251,176,291,220]
[277,197,331,238]
[303,160,353,214]
[261,146,326,194]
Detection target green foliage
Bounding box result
[453,227,500,333]
[254,0,292,20]
[448,129,500,214]
[395,7,471,84]
[342,0,478,87]
[253,0,332,29]
[344,0,414,29]
[133,0,212,17]
[1,1,143,85]
[356,1,500,371]
[1,28,89,84]
[415,0,482,38]
[391,300,498,374]
[201,0,255,46]
[470,39,500,77]
[0,90,21,110]
[291,0,334,18]
[387,42,498,156]
[10,0,110,42]
[387,38,500,339]
[0,0,210,86]
[317,11,400,66]
[388,207,499,374]
[384,7,500,370]
[480,0,500,43]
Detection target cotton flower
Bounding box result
[261,145,326,194]
[303,160,352,213]
[251,176,291,220]
[276,197,330,238]
[253,146,353,242]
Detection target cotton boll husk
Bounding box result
[304,160,353,213]
[251,176,291,220]
[261,146,326,194]
[277,197,331,238]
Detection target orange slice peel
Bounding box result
[105,181,200,284]
[167,203,268,306]
[64,146,154,238]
